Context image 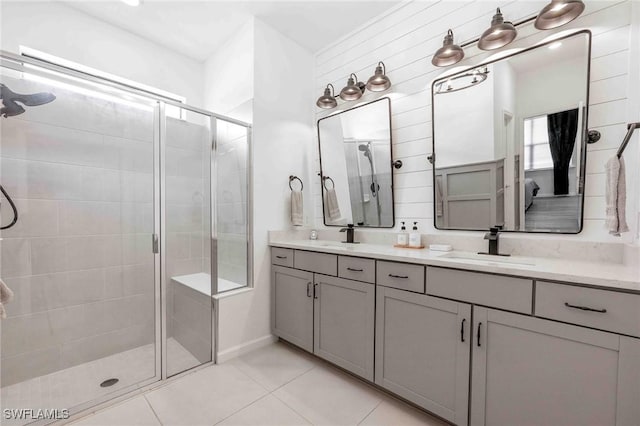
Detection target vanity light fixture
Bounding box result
[316,84,338,109]
[339,73,365,101]
[478,8,518,51]
[535,0,585,30]
[432,30,465,67]
[366,62,391,92]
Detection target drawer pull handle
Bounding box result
[314,283,319,299]
[275,255,287,259]
[347,267,364,272]
[477,322,482,347]
[460,318,466,342]
[389,274,409,279]
[307,282,312,298]
[564,302,607,313]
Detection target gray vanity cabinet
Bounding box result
[313,274,375,380]
[471,307,640,426]
[271,265,314,352]
[375,286,471,425]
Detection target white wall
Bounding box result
[214,18,314,359]
[313,0,640,243]
[434,70,495,168]
[203,19,254,120]
[0,1,204,107]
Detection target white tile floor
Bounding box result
[1,338,198,426]
[70,342,447,426]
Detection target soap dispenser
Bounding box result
[397,222,408,246]
[409,221,421,247]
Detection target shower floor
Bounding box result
[1,338,198,426]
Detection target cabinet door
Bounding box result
[313,274,375,380]
[375,286,471,425]
[471,307,640,426]
[271,266,314,352]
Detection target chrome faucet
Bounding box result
[479,226,509,256]
[340,224,358,243]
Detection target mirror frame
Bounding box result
[317,96,396,228]
[430,29,592,234]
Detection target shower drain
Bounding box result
[100,378,119,388]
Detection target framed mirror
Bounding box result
[431,30,591,234]
[318,97,394,227]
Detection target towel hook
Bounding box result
[289,175,303,191]
[322,176,335,190]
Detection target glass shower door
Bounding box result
[0,64,160,424]
[164,107,213,377]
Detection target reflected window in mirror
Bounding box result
[431,30,590,234]
[317,97,395,228]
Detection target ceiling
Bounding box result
[62,1,400,61]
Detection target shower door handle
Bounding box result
[152,234,159,254]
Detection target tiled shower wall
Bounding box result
[313,0,637,242]
[217,122,249,287]
[165,115,212,362]
[0,77,156,386]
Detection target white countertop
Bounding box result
[269,239,640,293]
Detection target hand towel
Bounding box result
[0,278,14,319]
[291,190,303,226]
[325,188,342,222]
[605,156,629,236]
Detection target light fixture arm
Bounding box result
[378,62,386,74]
[326,83,336,97]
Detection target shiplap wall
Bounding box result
[312,0,638,242]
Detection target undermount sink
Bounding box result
[440,251,536,267]
[317,241,349,250]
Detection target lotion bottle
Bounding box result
[409,221,421,247]
[397,222,408,246]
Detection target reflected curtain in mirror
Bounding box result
[547,108,578,195]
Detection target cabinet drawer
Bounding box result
[427,267,533,314]
[377,261,425,293]
[535,281,640,337]
[271,247,294,267]
[338,256,375,283]
[294,250,337,276]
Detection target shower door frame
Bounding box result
[0,50,252,418]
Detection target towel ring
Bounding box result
[322,176,335,190]
[289,175,303,191]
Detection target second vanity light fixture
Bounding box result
[432,0,585,67]
[316,62,391,109]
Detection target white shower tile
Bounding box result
[0,238,32,277]
[0,199,59,238]
[30,237,68,275]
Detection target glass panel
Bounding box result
[216,120,249,293]
[165,109,212,377]
[0,66,158,423]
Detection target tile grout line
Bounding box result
[211,392,272,426]
[357,398,385,426]
[142,394,163,426]
[268,387,315,426]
